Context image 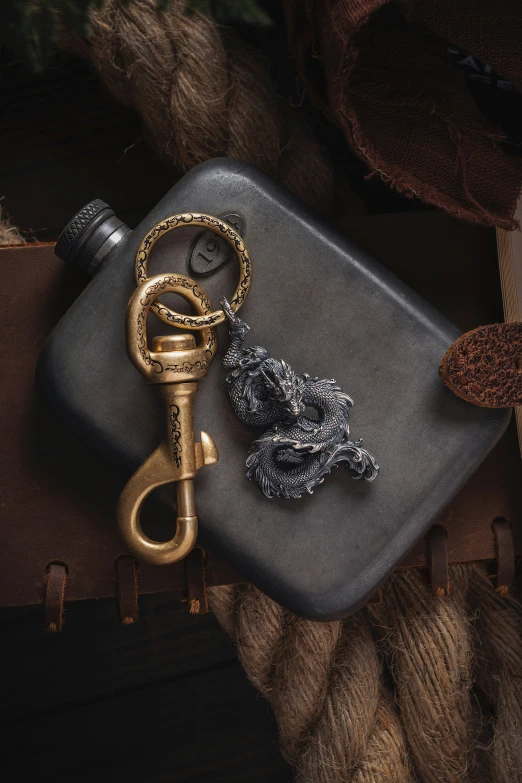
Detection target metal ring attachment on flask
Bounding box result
[134,213,252,329]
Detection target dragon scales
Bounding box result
[221,298,379,499]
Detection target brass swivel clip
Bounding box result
[117,273,219,565]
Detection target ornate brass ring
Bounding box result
[135,213,252,329]
[127,273,218,383]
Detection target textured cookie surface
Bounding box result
[439,323,522,407]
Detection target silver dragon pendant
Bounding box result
[220,298,379,499]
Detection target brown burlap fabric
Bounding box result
[285,0,522,228]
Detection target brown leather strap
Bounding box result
[429,525,450,597]
[115,556,139,625]
[402,422,522,568]
[185,547,209,615]
[44,562,67,632]
[492,518,515,594]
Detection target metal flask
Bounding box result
[37,159,509,620]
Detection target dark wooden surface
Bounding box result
[1,595,290,783]
[0,52,291,782]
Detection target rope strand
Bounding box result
[468,564,522,783]
[209,584,413,782]
[58,0,335,214]
[368,566,473,783]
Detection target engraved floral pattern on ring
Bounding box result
[130,273,217,376]
[134,213,251,329]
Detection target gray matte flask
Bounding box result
[38,159,509,620]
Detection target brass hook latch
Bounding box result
[117,273,219,565]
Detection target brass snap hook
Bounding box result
[117,273,219,565]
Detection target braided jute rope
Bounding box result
[468,564,522,783]
[58,0,335,215]
[367,567,474,783]
[209,583,412,782]
[209,565,522,783]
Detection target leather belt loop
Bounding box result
[185,547,208,615]
[429,525,449,597]
[492,517,515,595]
[115,556,139,625]
[44,562,68,632]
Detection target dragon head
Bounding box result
[261,360,305,420]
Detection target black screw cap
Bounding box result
[55,199,114,264]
